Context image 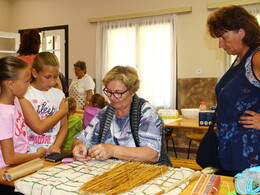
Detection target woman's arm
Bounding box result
[19,98,68,135]
[88,144,158,163]
[47,114,68,153]
[84,89,93,108]
[0,138,46,166]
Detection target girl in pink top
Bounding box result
[0,56,46,168]
[82,94,108,129]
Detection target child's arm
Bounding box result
[47,114,68,153]
[0,138,46,166]
[19,98,68,135]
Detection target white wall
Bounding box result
[0,0,12,31]
[0,0,232,80]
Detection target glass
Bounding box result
[103,87,128,99]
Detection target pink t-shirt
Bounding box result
[82,106,101,129]
[0,97,29,168]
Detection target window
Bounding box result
[96,14,177,108]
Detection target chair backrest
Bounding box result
[177,78,217,112]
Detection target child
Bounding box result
[82,93,108,129]
[19,52,68,154]
[0,56,46,168]
[62,97,82,151]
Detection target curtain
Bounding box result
[95,14,177,108]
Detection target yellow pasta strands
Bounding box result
[79,161,170,195]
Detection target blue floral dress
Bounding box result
[215,46,260,171]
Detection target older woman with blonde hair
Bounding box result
[72,66,171,166]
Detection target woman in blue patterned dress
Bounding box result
[72,66,171,166]
[207,5,260,176]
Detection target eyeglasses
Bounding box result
[103,87,129,99]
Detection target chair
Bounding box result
[186,134,204,159]
[165,133,178,158]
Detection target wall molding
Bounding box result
[88,6,192,23]
[207,0,259,9]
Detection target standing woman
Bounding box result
[207,5,260,176]
[17,29,41,67]
[69,61,95,109]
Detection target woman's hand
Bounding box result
[88,144,115,161]
[72,143,90,161]
[47,145,61,154]
[36,147,47,158]
[239,110,260,130]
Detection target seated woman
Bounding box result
[72,66,171,166]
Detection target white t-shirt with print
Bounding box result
[24,86,65,153]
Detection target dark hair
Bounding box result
[102,66,140,93]
[91,94,108,109]
[74,61,86,71]
[0,56,28,83]
[17,29,41,55]
[207,5,260,47]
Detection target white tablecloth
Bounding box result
[15,160,194,195]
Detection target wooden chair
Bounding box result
[186,134,204,159]
[165,133,178,158]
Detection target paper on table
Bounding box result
[6,161,44,181]
[163,118,182,125]
[2,158,42,181]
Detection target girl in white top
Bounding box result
[0,56,46,168]
[19,52,68,153]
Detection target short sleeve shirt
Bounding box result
[0,97,29,168]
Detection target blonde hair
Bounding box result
[102,66,140,93]
[67,96,77,112]
[32,52,60,72]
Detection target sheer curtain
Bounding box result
[95,14,177,108]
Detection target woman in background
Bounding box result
[17,29,41,67]
[69,61,95,109]
[207,5,260,176]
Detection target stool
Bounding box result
[165,133,178,158]
[186,134,204,159]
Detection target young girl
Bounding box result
[19,52,68,154]
[62,97,82,151]
[0,56,46,168]
[82,93,108,129]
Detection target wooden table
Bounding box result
[165,117,210,130]
[0,158,61,187]
[0,158,235,194]
[181,175,235,195]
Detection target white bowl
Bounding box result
[181,108,199,119]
